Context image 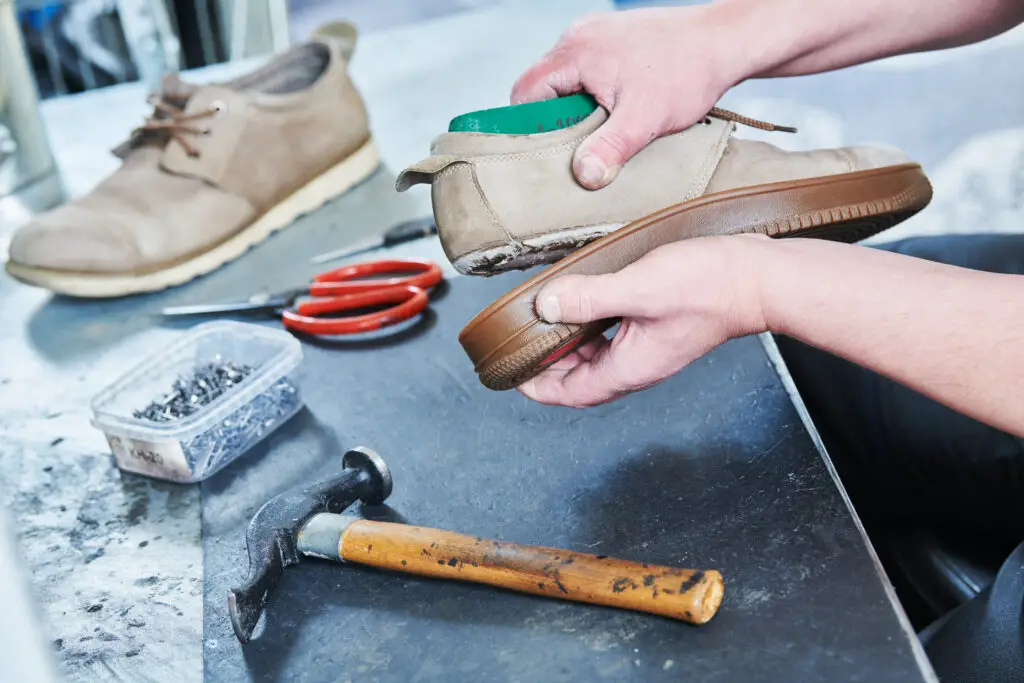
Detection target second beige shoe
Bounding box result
[6,22,379,297]
[396,108,932,276]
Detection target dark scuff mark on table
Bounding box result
[77,512,100,528]
[126,494,149,526]
[152,600,185,618]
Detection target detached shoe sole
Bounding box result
[5,140,380,298]
[459,163,932,391]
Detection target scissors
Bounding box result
[160,258,444,336]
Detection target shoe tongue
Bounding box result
[159,73,197,107]
[111,75,206,159]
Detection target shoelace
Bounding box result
[706,107,797,133]
[131,95,222,157]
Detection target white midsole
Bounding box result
[5,138,381,298]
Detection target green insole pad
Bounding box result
[448,93,600,135]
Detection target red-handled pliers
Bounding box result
[159,258,444,336]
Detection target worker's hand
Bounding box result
[510,6,741,190]
[517,235,770,408]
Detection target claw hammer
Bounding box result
[228,447,724,643]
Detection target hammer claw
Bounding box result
[227,447,393,644]
[228,534,288,643]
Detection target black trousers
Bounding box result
[775,233,1024,682]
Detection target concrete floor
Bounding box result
[0,0,1022,680]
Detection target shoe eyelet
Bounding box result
[703,118,712,125]
[201,128,212,136]
[211,100,227,117]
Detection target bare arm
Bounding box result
[761,239,1024,436]
[715,0,1024,79]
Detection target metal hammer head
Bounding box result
[227,447,392,643]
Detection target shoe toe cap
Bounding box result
[8,208,140,272]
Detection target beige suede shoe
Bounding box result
[5,22,379,297]
[396,108,932,276]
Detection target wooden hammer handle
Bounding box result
[340,520,724,625]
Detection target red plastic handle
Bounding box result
[280,285,429,336]
[309,259,443,297]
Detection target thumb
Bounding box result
[534,273,632,324]
[573,100,654,190]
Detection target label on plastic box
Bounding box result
[106,434,193,483]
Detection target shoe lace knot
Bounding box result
[130,94,224,158]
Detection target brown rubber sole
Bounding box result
[458,163,933,391]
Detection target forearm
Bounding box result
[704,0,1024,82]
[759,239,1024,437]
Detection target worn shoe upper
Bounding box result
[396,108,911,275]
[8,22,371,274]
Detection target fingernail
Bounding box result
[518,379,536,394]
[538,294,562,323]
[575,154,618,188]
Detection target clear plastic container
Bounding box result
[90,321,304,483]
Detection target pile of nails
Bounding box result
[132,356,301,471]
[134,359,254,423]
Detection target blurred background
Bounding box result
[11,0,507,101]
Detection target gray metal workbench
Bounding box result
[0,1,1021,680]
